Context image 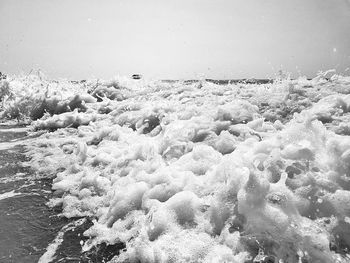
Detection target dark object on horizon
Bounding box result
[132,74,142,80]
[70,80,87,84]
[0,72,7,80]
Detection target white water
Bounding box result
[1,72,350,262]
[0,190,21,201]
[38,218,87,263]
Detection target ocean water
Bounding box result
[0,125,123,263]
[1,72,350,262]
[0,125,58,262]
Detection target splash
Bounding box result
[2,71,350,262]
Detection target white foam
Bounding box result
[0,141,24,150]
[38,218,86,263]
[0,127,29,133]
[3,72,350,263]
[0,190,21,201]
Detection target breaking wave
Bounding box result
[1,71,350,262]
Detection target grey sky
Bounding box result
[0,0,350,79]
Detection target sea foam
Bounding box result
[2,71,350,262]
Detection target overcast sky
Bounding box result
[0,0,350,79]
